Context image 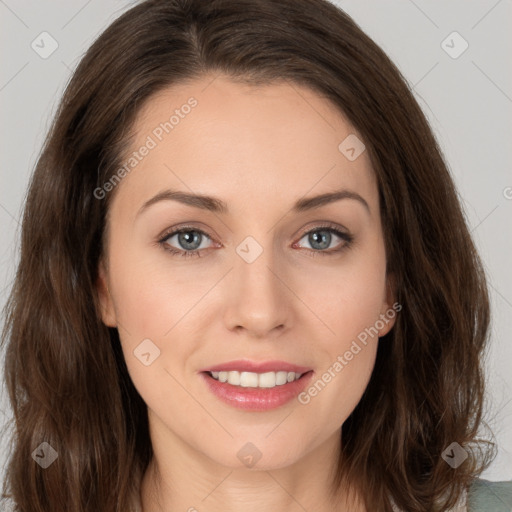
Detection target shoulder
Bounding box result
[467,478,512,511]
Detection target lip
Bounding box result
[199,362,314,411]
[200,359,312,374]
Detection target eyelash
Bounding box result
[157,223,353,259]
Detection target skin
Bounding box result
[96,74,396,512]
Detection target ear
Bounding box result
[378,272,398,337]
[96,258,117,327]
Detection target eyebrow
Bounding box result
[136,188,370,217]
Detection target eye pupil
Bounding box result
[179,231,202,250]
[309,230,331,250]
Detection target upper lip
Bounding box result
[200,359,312,374]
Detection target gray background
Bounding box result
[1,0,511,485]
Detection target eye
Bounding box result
[158,227,214,258]
[294,224,353,256]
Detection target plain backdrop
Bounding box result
[1,0,511,486]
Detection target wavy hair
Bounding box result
[1,0,495,510]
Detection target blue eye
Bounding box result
[158,224,353,259]
[159,228,213,258]
[295,226,353,256]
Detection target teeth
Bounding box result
[209,370,304,388]
[259,372,277,388]
[228,371,240,385]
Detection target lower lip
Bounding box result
[200,371,314,411]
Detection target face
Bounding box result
[96,75,396,471]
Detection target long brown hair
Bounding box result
[1,0,495,510]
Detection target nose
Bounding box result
[222,244,291,339]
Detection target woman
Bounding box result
[1,0,510,510]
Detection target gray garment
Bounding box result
[467,479,512,511]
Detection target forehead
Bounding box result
[110,75,378,220]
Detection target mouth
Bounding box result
[200,368,314,411]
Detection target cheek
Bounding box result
[107,247,208,338]
[298,246,387,349]
[297,270,383,428]
[107,246,217,397]
[293,246,386,416]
